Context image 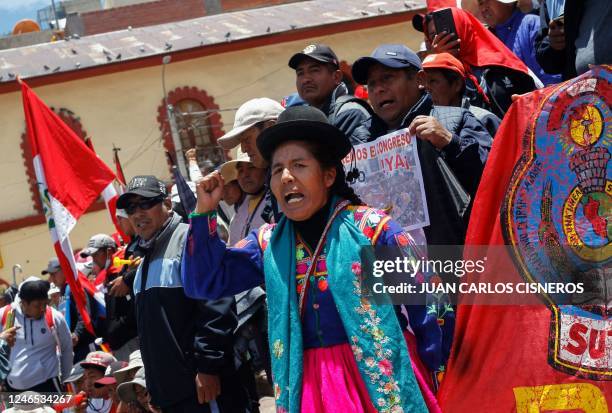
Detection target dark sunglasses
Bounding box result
[125,197,164,215]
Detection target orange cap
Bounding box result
[422,52,466,78]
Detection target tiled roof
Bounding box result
[0,0,424,83]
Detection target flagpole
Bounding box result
[162,55,188,177]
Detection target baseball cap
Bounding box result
[80,234,117,258]
[422,52,467,78]
[116,176,168,209]
[412,13,427,32]
[18,277,50,302]
[219,147,252,183]
[95,361,129,387]
[117,367,147,403]
[81,351,117,371]
[114,350,144,384]
[288,43,340,69]
[64,363,85,383]
[352,44,423,85]
[41,257,61,275]
[217,98,284,150]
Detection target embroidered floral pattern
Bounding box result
[347,208,407,413]
[295,241,329,294]
[272,339,284,359]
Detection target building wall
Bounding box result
[80,0,207,35]
[0,21,423,282]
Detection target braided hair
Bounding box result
[301,140,365,206]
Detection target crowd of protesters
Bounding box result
[0,2,609,412]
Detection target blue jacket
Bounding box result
[493,10,561,86]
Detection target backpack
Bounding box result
[481,66,536,118]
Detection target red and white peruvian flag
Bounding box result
[21,80,118,335]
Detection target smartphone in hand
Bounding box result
[432,8,457,37]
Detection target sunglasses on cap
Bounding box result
[125,197,165,215]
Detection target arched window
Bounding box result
[157,87,225,172]
[21,107,88,213]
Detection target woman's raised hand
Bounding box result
[195,171,225,214]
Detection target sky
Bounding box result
[0,0,55,35]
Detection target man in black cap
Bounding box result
[352,44,493,246]
[288,43,372,144]
[115,176,249,413]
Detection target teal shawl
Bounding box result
[263,198,427,413]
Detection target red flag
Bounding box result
[438,67,611,410]
[427,0,457,12]
[21,80,117,335]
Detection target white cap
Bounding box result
[48,283,60,297]
[219,147,251,183]
[217,98,283,150]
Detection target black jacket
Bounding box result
[103,242,139,351]
[535,0,583,80]
[134,213,246,409]
[365,93,492,245]
[318,82,372,144]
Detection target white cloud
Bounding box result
[0,0,49,11]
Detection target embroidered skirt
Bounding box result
[300,336,441,413]
[301,343,377,413]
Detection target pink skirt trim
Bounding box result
[301,343,377,413]
[300,335,442,413]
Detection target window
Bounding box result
[157,86,225,172]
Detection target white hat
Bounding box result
[217,98,283,150]
[48,283,60,297]
[117,367,147,403]
[114,350,144,384]
[219,147,252,183]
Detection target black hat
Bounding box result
[116,175,167,209]
[19,278,50,302]
[257,106,351,163]
[288,44,340,69]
